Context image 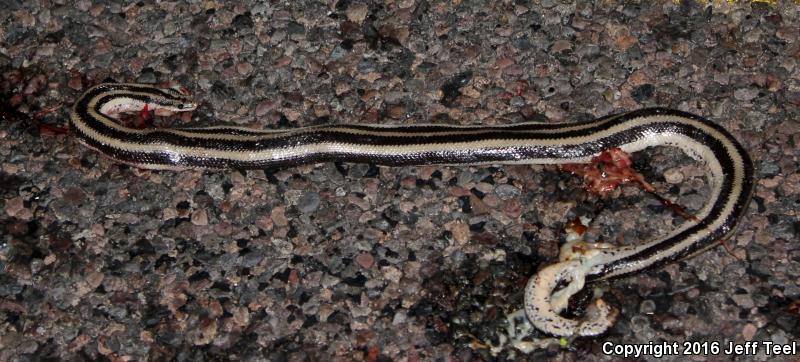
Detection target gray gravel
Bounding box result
[1,1,799,361]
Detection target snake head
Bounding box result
[153,83,198,112]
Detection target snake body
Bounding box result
[70,83,754,336]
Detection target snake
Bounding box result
[69,82,754,337]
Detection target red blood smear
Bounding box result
[137,103,152,128]
[561,148,696,221]
[38,123,69,135]
[30,104,69,135]
[560,148,654,197]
